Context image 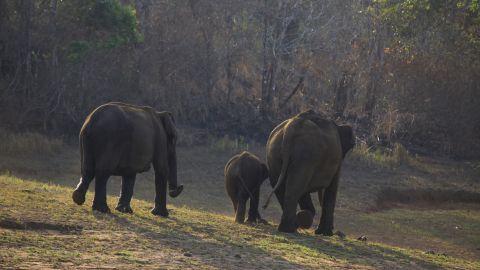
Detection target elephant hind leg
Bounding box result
[278,165,313,233]
[92,172,111,213]
[72,173,94,205]
[74,132,95,205]
[116,174,136,213]
[297,193,315,229]
[315,170,340,236]
[298,193,315,215]
[235,189,248,224]
[247,189,260,223]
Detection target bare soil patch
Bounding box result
[374,187,480,211]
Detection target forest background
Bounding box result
[1,0,479,159]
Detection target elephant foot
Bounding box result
[151,207,169,217]
[278,221,297,233]
[168,185,184,198]
[72,188,86,205]
[92,202,111,213]
[115,203,133,214]
[296,210,314,229]
[315,227,333,236]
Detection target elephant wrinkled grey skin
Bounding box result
[72,102,183,217]
[225,151,269,224]
[264,110,355,234]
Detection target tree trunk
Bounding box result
[333,73,349,118]
[43,0,58,132]
[364,5,384,120]
[134,0,151,96]
[22,0,33,101]
[226,56,234,103]
[225,10,235,104]
[364,71,378,119]
[260,0,273,120]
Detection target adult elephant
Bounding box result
[72,102,183,217]
[264,110,354,234]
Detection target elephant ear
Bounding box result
[157,111,177,142]
[337,125,355,157]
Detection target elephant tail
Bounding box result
[263,118,300,209]
[79,125,95,179]
[263,158,289,209]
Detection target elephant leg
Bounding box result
[151,171,169,217]
[247,189,260,223]
[297,193,315,228]
[116,174,136,214]
[92,173,111,213]
[298,193,316,215]
[72,173,94,205]
[278,166,311,233]
[315,171,340,236]
[235,189,248,224]
[248,189,269,224]
[279,194,301,233]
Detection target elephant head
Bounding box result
[337,125,355,158]
[157,111,183,197]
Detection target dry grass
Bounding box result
[0,128,64,157]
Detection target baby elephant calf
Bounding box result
[225,151,269,224]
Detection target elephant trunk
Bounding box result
[167,139,183,198]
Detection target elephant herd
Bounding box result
[72,102,355,235]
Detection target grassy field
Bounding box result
[0,136,479,269]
